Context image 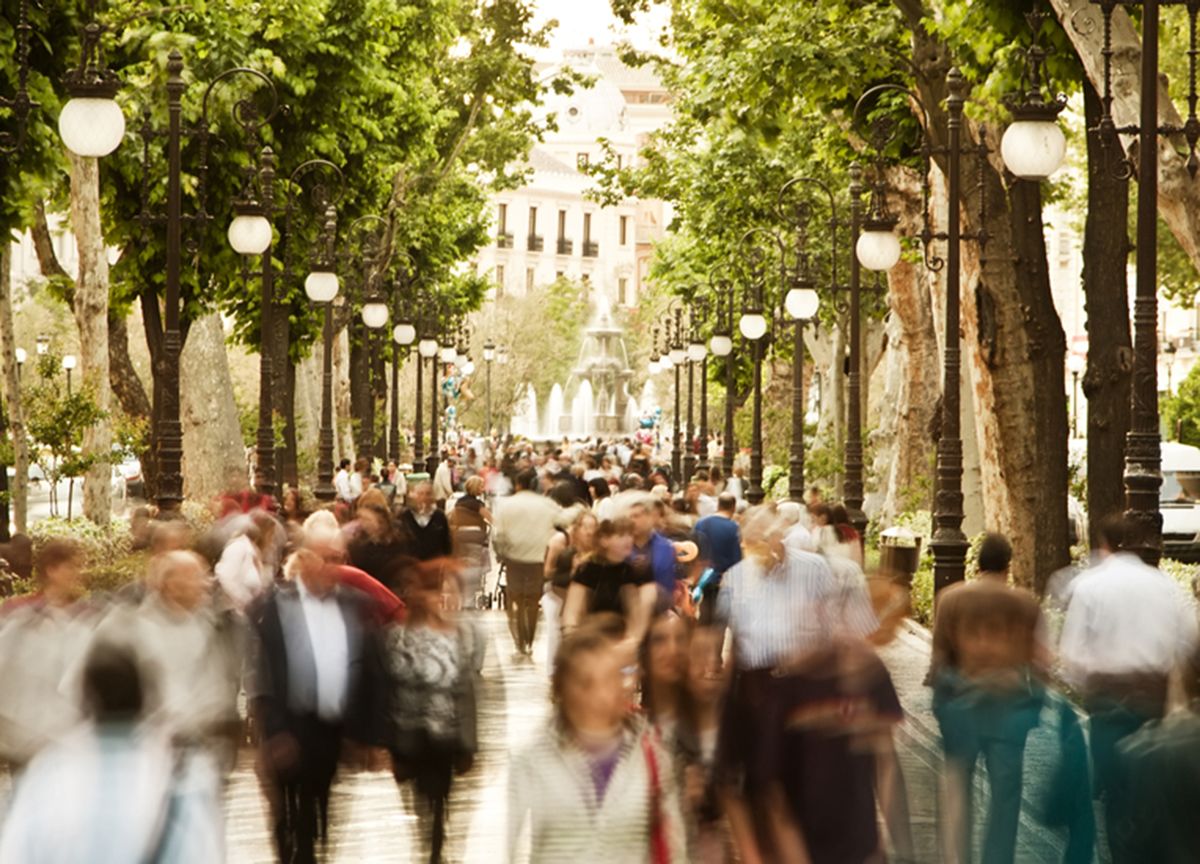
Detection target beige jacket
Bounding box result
[492,491,560,565]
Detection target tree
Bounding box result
[1164,363,1200,448]
[22,351,106,519]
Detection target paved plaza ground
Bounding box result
[220,612,1082,863]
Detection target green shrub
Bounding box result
[910,560,934,627]
[28,517,140,595]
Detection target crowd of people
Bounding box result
[0,430,1199,864]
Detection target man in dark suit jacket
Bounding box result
[247,547,381,864]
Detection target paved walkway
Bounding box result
[224,614,1081,863]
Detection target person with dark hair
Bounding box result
[563,517,656,644]
[1059,514,1199,863]
[494,466,561,656]
[692,494,742,624]
[0,642,224,861]
[1121,643,1200,863]
[927,531,1047,864]
[0,540,95,768]
[588,476,615,521]
[334,458,355,504]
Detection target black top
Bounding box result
[757,646,902,864]
[550,541,577,590]
[399,509,452,562]
[348,533,412,595]
[573,558,651,617]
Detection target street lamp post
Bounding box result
[708,275,736,480]
[684,313,697,486]
[844,163,869,537]
[855,17,1065,590]
[778,178,838,504]
[304,205,341,501]
[668,306,685,485]
[415,308,438,469]
[347,216,389,466]
[737,234,771,505]
[63,354,77,396]
[391,286,417,466]
[216,70,282,502]
[1089,0,1200,561]
[484,340,497,437]
[686,303,709,482]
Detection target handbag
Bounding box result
[642,733,671,864]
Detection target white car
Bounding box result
[1160,441,1200,563]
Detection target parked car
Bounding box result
[1160,441,1200,563]
[117,456,145,500]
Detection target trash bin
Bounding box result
[879,526,922,587]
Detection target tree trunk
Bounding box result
[107,311,156,499]
[180,313,247,499]
[67,153,112,526]
[0,247,28,535]
[1051,0,1200,274]
[900,10,1069,588]
[1082,78,1133,542]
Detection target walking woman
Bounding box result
[562,518,657,646]
[384,559,481,864]
[543,508,598,670]
[507,620,687,863]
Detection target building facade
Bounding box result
[475,43,672,308]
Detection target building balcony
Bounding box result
[582,240,599,258]
[556,238,573,255]
[496,232,513,249]
[527,234,545,252]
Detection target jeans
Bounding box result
[933,674,1043,864]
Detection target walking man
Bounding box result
[493,467,560,656]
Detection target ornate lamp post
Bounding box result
[415,297,439,469]
[345,216,389,465]
[707,272,737,480]
[844,163,869,537]
[1088,0,1200,561]
[737,232,772,505]
[304,204,341,501]
[1068,352,1085,439]
[483,339,497,437]
[778,178,837,504]
[390,270,417,465]
[690,298,711,475]
[855,19,1065,590]
[666,305,686,484]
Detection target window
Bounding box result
[526,267,535,293]
[616,154,624,171]
[558,209,567,240]
[495,265,505,298]
[577,152,590,169]
[618,277,628,306]
[620,215,629,246]
[556,271,565,280]
[498,203,507,233]
[583,213,592,243]
[529,206,538,235]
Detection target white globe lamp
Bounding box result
[303,271,339,303]
[59,96,125,158]
[361,300,389,329]
[785,287,820,321]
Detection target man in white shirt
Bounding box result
[493,467,561,656]
[334,458,354,503]
[248,544,376,864]
[1059,514,1199,864]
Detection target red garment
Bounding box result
[328,564,405,625]
[835,523,860,545]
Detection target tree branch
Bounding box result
[31,201,72,290]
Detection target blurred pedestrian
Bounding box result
[543,507,598,670]
[692,493,742,625]
[506,621,686,862]
[562,517,656,648]
[401,482,453,563]
[929,533,1048,864]
[0,642,224,864]
[493,468,560,657]
[1059,514,1199,864]
[247,546,381,864]
[448,475,493,607]
[0,540,95,768]
[385,559,482,864]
